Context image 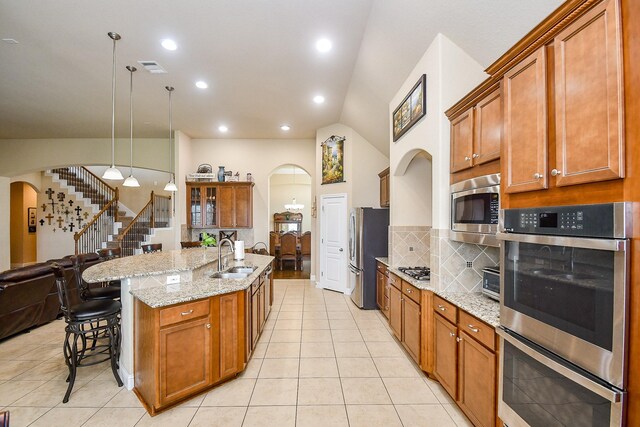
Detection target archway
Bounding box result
[268,164,312,279]
[9,181,39,267]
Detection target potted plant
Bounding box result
[201,232,217,248]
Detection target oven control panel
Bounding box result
[502,203,629,238]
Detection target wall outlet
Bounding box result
[466,261,473,268]
[167,284,180,292]
[409,246,414,252]
[166,274,180,285]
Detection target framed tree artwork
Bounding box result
[393,74,426,141]
[321,135,345,185]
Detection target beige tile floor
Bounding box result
[0,279,473,426]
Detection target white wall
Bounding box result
[269,173,312,232]
[393,152,432,226]
[389,34,487,229]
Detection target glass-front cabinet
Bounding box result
[188,184,217,228]
[186,182,254,229]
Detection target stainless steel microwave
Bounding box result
[450,173,500,247]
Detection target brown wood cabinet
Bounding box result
[186,182,254,229]
[553,0,624,187]
[388,284,402,340]
[434,311,459,399]
[458,331,496,427]
[376,262,389,319]
[218,293,241,380]
[378,167,390,207]
[387,275,422,364]
[432,295,498,427]
[402,296,421,363]
[504,47,548,194]
[450,88,502,174]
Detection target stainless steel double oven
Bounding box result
[497,202,631,427]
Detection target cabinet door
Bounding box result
[204,186,217,227]
[376,270,385,313]
[218,186,235,228]
[554,0,624,187]
[244,290,252,362]
[474,89,502,165]
[379,174,389,207]
[219,293,240,380]
[450,108,474,172]
[251,289,260,348]
[504,47,548,193]
[388,285,402,340]
[403,297,421,364]
[434,314,458,399]
[188,186,202,228]
[458,332,496,427]
[159,317,211,405]
[234,185,252,228]
[259,286,266,331]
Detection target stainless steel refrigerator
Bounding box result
[348,207,389,309]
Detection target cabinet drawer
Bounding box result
[433,295,457,325]
[160,300,210,328]
[401,280,421,304]
[377,262,387,274]
[388,272,401,290]
[458,310,496,351]
[251,279,260,295]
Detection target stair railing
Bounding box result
[117,192,171,257]
[74,193,118,255]
[53,166,117,212]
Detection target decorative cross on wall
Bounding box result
[63,208,71,220]
[68,200,74,207]
[39,219,45,226]
[62,227,68,232]
[49,199,57,211]
[57,192,65,202]
[76,216,83,227]
[68,222,75,232]
[56,216,64,228]
[45,188,55,199]
[45,213,54,225]
[83,212,89,219]
[75,206,82,216]
[41,203,47,212]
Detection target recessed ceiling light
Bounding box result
[195,81,208,89]
[315,38,332,53]
[161,39,177,51]
[313,95,325,104]
[218,125,228,133]
[280,125,291,131]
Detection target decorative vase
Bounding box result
[217,166,225,182]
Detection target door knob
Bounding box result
[339,248,343,252]
[551,169,561,176]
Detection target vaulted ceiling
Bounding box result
[0,0,562,156]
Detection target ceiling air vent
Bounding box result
[137,61,167,74]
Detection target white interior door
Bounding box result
[320,194,348,293]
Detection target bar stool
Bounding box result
[51,263,123,403]
[73,253,121,301]
[141,243,162,253]
[97,248,122,288]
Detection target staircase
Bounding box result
[47,167,169,256]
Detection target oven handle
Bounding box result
[496,231,627,252]
[497,328,624,403]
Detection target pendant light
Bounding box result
[284,167,304,211]
[123,66,140,187]
[103,32,124,180]
[164,86,178,192]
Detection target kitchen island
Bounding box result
[83,248,274,415]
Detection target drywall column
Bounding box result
[0,177,10,271]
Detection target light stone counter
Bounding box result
[82,248,274,392]
[375,257,499,328]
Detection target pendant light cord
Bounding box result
[128,66,135,175]
[111,36,117,166]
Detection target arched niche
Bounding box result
[392,149,433,227]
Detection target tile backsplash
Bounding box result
[430,228,499,292]
[389,226,431,268]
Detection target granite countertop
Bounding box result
[374,257,499,328]
[130,254,274,308]
[83,247,224,282]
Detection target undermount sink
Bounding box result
[210,265,257,279]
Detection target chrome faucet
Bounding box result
[218,238,235,272]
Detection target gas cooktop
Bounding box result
[397,267,430,281]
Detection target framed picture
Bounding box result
[27,207,37,233]
[321,135,345,185]
[392,74,426,141]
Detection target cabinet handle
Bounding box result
[472,153,479,159]
[467,324,479,333]
[464,156,471,161]
[456,337,462,343]
[437,305,446,311]
[405,288,412,293]
[181,310,194,316]
[449,332,456,337]
[206,323,211,329]
[533,173,542,179]
[551,169,562,176]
